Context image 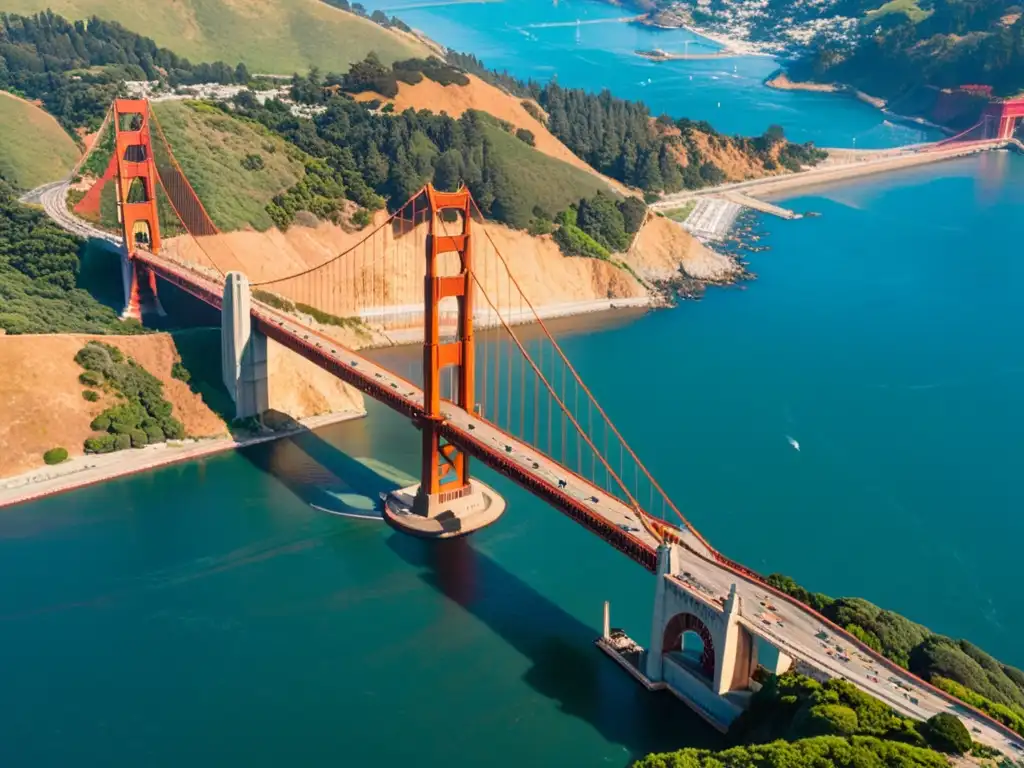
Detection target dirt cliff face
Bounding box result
[625,214,741,282]
[162,215,647,322]
[0,333,367,478]
[658,121,775,182]
[267,341,364,417]
[0,334,226,477]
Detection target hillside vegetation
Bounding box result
[2,0,430,75]
[767,572,1024,738]
[787,0,1024,98]
[0,181,134,335]
[0,92,80,190]
[151,101,306,232]
[0,333,225,477]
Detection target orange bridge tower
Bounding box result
[382,185,506,538]
[112,98,163,320]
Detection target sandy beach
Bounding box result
[0,409,365,511]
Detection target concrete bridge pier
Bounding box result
[120,253,165,320]
[643,543,762,731]
[221,271,269,420]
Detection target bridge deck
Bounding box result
[136,249,1024,758]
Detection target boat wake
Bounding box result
[786,435,801,452]
[310,504,384,521]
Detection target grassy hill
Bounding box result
[2,0,431,74]
[0,92,80,190]
[481,121,616,225]
[150,101,306,231]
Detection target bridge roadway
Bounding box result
[137,250,1024,757]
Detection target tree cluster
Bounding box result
[734,672,935,748]
[233,92,565,229]
[552,192,647,258]
[0,11,250,130]
[75,341,186,453]
[635,734,953,768]
[0,181,139,334]
[766,571,1024,732]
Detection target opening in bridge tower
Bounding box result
[382,185,506,539]
[113,98,163,320]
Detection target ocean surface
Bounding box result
[2,4,1021,767]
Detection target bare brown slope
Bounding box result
[0,334,225,477]
[626,214,741,282]
[0,333,366,477]
[354,75,633,196]
[165,215,646,317]
[657,121,781,183]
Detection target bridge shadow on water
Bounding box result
[231,410,722,758]
[384,532,724,758]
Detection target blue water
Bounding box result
[367,0,941,147]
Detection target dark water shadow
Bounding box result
[237,413,404,518]
[385,533,724,760]
[77,240,124,312]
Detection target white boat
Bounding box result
[786,435,800,452]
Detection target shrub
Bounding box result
[129,429,148,448]
[90,414,111,431]
[240,153,265,171]
[43,447,68,465]
[79,370,103,387]
[295,302,363,330]
[922,712,971,754]
[793,704,859,738]
[515,128,536,146]
[171,362,191,383]
[352,208,372,228]
[161,418,186,440]
[253,289,295,312]
[144,424,166,444]
[84,434,117,454]
[931,676,1024,736]
[114,433,132,451]
[82,389,99,402]
[553,223,610,260]
[528,217,553,236]
[521,100,544,122]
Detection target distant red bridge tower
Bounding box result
[983,97,1024,140]
[112,98,163,320]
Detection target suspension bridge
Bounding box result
[41,97,1024,750]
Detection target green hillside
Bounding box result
[150,102,305,231]
[0,92,80,190]
[480,122,616,226]
[2,0,431,74]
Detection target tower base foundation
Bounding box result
[383,479,505,538]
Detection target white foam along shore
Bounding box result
[0,410,366,511]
